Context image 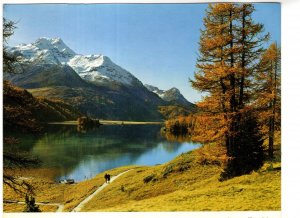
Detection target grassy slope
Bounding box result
[81,149,280,211]
[3,166,138,212]
[3,146,280,212]
[3,203,58,212]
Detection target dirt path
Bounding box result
[3,200,64,212]
[71,169,132,212]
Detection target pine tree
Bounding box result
[192,3,268,179]
[255,43,281,159]
[3,18,18,73]
[235,4,270,107]
[191,3,239,154]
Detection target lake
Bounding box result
[10,124,200,182]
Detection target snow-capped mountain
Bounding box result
[8,37,141,86]
[6,37,195,120]
[145,84,193,107]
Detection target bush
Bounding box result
[143,174,156,183]
[120,185,125,192]
[23,195,41,212]
[162,164,174,178]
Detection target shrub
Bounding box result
[162,164,174,178]
[143,174,156,183]
[23,195,41,212]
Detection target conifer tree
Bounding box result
[3,18,18,73]
[235,4,270,107]
[192,3,268,179]
[255,43,281,159]
[191,3,239,155]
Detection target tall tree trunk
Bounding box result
[269,52,278,159]
[268,116,274,159]
[268,60,276,159]
[239,5,246,107]
[228,9,236,156]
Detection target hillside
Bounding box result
[5,64,89,89]
[26,84,165,121]
[81,147,280,211]
[3,144,281,212]
[3,81,82,133]
[5,63,165,121]
[159,105,197,120]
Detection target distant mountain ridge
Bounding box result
[144,84,193,108]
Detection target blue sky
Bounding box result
[4,3,281,103]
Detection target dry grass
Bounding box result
[3,203,58,212]
[3,168,66,203]
[62,165,137,211]
[3,166,138,212]
[81,149,280,211]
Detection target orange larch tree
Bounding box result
[192,3,269,179]
[255,43,281,159]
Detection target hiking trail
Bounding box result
[72,169,132,212]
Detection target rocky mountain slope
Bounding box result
[144,84,193,108]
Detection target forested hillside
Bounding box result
[3,80,82,133]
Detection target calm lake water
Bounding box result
[10,124,200,182]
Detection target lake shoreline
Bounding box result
[47,120,164,125]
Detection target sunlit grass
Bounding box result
[3,166,139,212]
[82,150,280,211]
[3,203,58,212]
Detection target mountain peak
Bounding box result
[35,37,61,43]
[33,37,76,57]
[144,84,165,97]
[145,84,192,107]
[9,37,142,87]
[34,37,61,47]
[169,87,180,93]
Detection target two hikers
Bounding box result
[104,173,111,183]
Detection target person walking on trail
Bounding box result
[104,173,111,183]
[104,173,108,183]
